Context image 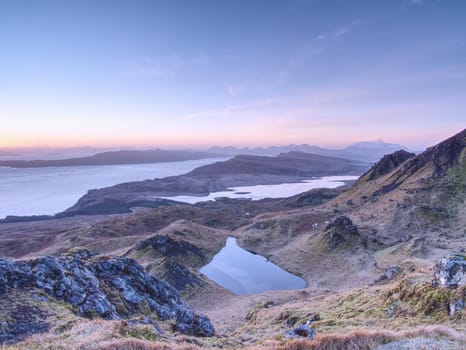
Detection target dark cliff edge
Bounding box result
[374,128,466,196]
[357,149,416,184]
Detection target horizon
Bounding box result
[1,0,465,149]
[0,137,435,153]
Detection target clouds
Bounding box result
[172,67,465,148]
[315,20,361,41]
[2,0,465,149]
[227,85,243,97]
[335,27,351,37]
[121,54,211,78]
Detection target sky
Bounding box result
[0,0,465,150]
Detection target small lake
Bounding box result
[162,175,358,204]
[200,237,306,295]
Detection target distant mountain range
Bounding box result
[0,147,107,160]
[208,140,411,163]
[0,149,220,168]
[1,129,465,349]
[0,140,410,168]
[0,150,18,156]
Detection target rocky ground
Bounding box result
[0,129,465,349]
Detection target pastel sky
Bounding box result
[0,0,465,149]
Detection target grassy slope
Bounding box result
[3,131,466,349]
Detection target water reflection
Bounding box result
[163,175,358,204]
[200,237,306,295]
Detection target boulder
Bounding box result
[286,320,316,339]
[322,216,361,250]
[433,253,466,288]
[433,253,466,316]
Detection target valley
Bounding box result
[0,129,465,349]
[3,1,466,348]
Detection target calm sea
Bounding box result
[0,158,226,218]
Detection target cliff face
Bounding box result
[318,128,466,244]
[357,149,416,184]
[0,249,214,343]
[373,128,466,195]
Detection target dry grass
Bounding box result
[268,325,466,350]
[8,338,202,350]
[83,338,202,350]
[5,319,171,350]
[6,322,465,350]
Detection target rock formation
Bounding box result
[0,249,214,343]
[286,320,316,339]
[433,253,466,316]
[357,149,415,183]
[433,253,466,288]
[322,216,362,250]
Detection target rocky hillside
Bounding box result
[357,149,415,184]
[1,129,465,349]
[0,249,214,344]
[331,128,466,244]
[236,128,466,289]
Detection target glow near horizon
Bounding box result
[1,1,465,150]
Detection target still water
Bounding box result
[163,175,358,204]
[0,158,226,218]
[200,237,306,295]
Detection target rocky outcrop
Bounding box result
[147,259,205,292]
[358,149,415,184]
[124,229,225,294]
[0,249,214,341]
[433,253,466,316]
[433,253,466,288]
[404,128,466,177]
[373,266,402,285]
[322,216,363,250]
[374,128,466,195]
[286,321,316,339]
[133,234,205,265]
[129,234,207,292]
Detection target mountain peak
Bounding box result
[358,149,416,184]
[346,140,408,151]
[353,128,466,196]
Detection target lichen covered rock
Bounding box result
[0,249,214,340]
[286,320,316,339]
[433,253,466,315]
[433,253,466,288]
